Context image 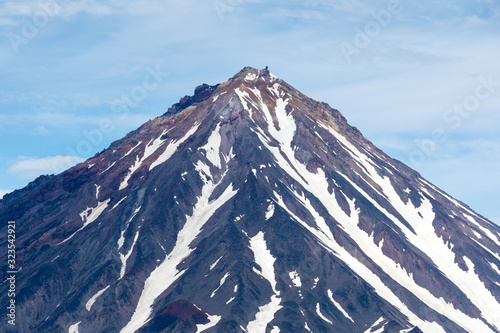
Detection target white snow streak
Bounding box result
[111,196,127,211]
[118,206,141,250]
[247,231,282,333]
[86,285,110,311]
[120,172,237,333]
[490,261,500,276]
[119,231,140,279]
[463,213,500,247]
[472,238,500,263]
[371,324,387,333]
[210,256,223,271]
[94,184,100,200]
[150,123,200,171]
[328,289,353,322]
[364,317,385,333]
[211,272,230,298]
[100,161,116,175]
[270,326,280,333]
[120,141,142,160]
[399,328,414,333]
[316,303,332,325]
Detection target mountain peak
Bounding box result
[231,66,274,82]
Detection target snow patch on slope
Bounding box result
[94,184,100,200]
[247,231,282,332]
[328,289,354,322]
[289,271,302,288]
[211,272,230,298]
[68,322,81,333]
[58,199,110,245]
[316,303,333,325]
[245,73,258,81]
[265,203,275,220]
[364,317,385,333]
[195,309,221,333]
[210,256,223,271]
[201,123,222,168]
[119,231,140,279]
[86,285,110,311]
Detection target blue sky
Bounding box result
[0,0,499,224]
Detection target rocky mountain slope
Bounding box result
[1,67,500,333]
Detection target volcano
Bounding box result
[1,67,500,333]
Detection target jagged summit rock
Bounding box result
[1,67,500,333]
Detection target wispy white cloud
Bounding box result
[0,111,157,130]
[31,125,49,136]
[0,0,209,26]
[0,0,117,22]
[262,8,326,20]
[7,155,86,179]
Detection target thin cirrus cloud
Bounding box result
[0,0,117,23]
[7,156,86,180]
[0,0,209,26]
